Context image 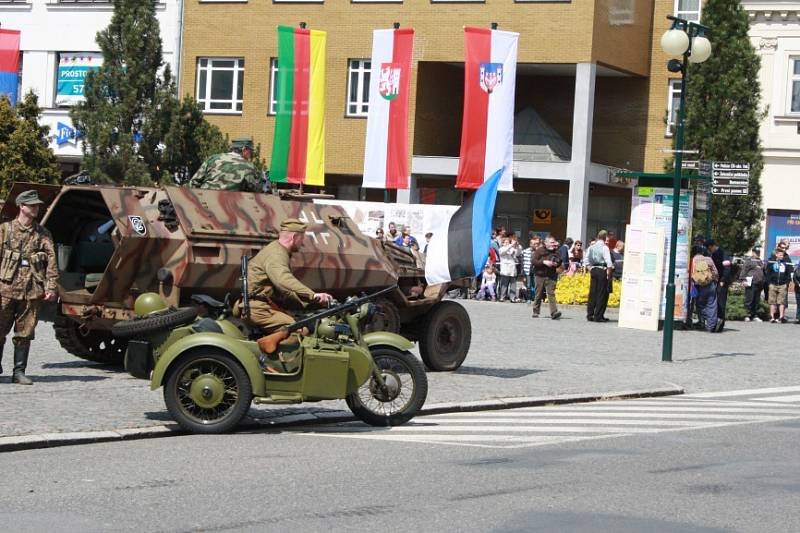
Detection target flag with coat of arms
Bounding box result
[362,28,414,190]
[456,27,518,192]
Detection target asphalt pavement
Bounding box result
[2,299,800,447]
[1,388,798,532]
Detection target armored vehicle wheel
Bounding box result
[346,347,427,427]
[363,299,401,334]
[164,349,253,434]
[418,301,471,371]
[54,314,128,365]
[111,307,198,339]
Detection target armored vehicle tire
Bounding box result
[54,314,128,365]
[346,347,428,427]
[111,307,199,339]
[418,301,471,371]
[163,349,253,434]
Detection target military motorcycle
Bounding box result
[113,285,428,434]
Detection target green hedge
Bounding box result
[725,284,770,321]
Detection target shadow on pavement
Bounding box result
[145,411,172,421]
[455,366,543,379]
[679,352,755,362]
[23,375,110,383]
[41,360,120,371]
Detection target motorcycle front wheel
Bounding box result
[346,347,428,426]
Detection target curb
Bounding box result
[0,386,683,453]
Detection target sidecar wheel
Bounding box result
[164,349,252,434]
[346,348,428,427]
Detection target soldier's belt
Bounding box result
[250,293,286,312]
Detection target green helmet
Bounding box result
[134,293,168,317]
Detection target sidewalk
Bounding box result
[1,299,798,448]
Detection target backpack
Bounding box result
[691,258,713,286]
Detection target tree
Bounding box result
[0,92,60,197]
[682,0,765,255]
[160,96,229,185]
[72,0,227,185]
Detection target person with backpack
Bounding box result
[690,245,720,332]
[766,247,793,323]
[586,230,614,322]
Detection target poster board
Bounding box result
[55,52,103,107]
[629,187,693,321]
[765,209,800,263]
[313,199,459,245]
[618,225,666,331]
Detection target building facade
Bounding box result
[0,0,183,175]
[180,0,676,242]
[741,1,800,254]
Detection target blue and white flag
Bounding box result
[425,168,502,284]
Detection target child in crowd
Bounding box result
[476,264,497,301]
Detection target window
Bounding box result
[674,0,701,22]
[789,58,800,114]
[268,58,278,115]
[666,79,682,136]
[346,59,370,117]
[196,58,244,113]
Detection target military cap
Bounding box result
[231,136,254,149]
[280,218,307,233]
[15,189,44,206]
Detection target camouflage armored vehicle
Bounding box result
[1,183,471,371]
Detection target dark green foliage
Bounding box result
[71,0,227,185]
[725,284,769,321]
[0,92,60,197]
[682,0,765,255]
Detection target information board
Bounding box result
[629,187,693,321]
[618,225,666,331]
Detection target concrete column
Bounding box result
[395,175,420,204]
[566,62,597,242]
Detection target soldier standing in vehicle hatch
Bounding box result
[246,218,333,333]
[188,136,262,192]
[0,190,58,385]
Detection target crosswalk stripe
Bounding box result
[423,414,790,423]
[426,410,800,421]
[557,399,800,407]
[751,394,800,403]
[292,389,800,449]
[686,386,800,398]
[456,406,800,415]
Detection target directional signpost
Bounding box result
[699,161,750,196]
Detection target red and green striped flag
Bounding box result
[270,26,326,186]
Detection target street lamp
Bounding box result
[659,16,711,363]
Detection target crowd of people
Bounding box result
[469,227,625,322]
[684,235,799,333]
[372,220,798,331]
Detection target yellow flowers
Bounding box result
[555,272,621,308]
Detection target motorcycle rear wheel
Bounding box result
[346,347,428,426]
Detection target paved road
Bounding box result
[2,300,800,438]
[1,387,798,532]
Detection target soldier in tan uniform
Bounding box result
[0,190,58,385]
[246,218,332,333]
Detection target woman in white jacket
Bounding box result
[498,237,518,301]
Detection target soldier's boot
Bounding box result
[257,335,301,374]
[0,341,4,375]
[12,344,33,385]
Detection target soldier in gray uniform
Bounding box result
[0,190,58,385]
[188,136,262,192]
